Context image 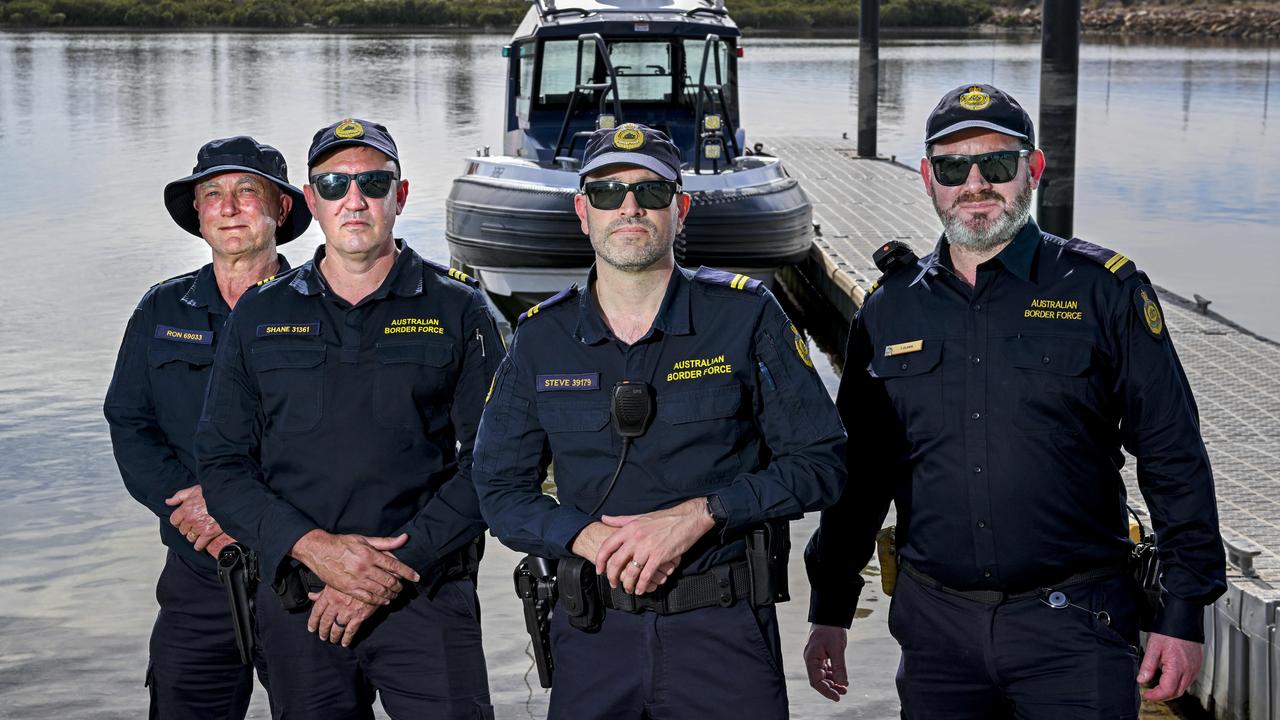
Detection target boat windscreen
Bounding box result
[534,37,730,109]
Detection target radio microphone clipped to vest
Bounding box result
[588,381,654,516]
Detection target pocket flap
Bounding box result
[375,341,452,367]
[539,401,610,433]
[870,341,942,378]
[1007,336,1093,376]
[147,345,215,368]
[251,345,326,371]
[657,386,743,424]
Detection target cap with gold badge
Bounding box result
[307,118,400,169]
[579,122,682,183]
[924,83,1035,146]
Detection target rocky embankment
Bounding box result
[994,3,1280,39]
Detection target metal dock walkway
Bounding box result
[766,136,1280,720]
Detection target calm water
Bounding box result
[0,30,1273,718]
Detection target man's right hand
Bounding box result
[804,623,849,702]
[290,529,420,606]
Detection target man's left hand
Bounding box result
[307,586,380,648]
[1138,633,1203,701]
[597,498,714,595]
[166,484,225,552]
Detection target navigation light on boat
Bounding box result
[737,47,744,58]
[502,46,510,57]
[704,114,723,131]
[597,115,617,130]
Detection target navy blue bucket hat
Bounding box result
[163,136,311,244]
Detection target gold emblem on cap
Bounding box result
[959,86,991,112]
[334,119,364,140]
[612,123,645,151]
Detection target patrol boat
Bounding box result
[446,0,813,313]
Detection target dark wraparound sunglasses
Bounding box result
[581,180,680,210]
[309,171,398,201]
[930,149,1030,187]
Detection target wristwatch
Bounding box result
[705,494,727,529]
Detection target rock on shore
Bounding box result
[994,3,1280,39]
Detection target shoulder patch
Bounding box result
[1061,237,1137,281]
[422,258,480,288]
[1134,284,1166,340]
[693,267,763,294]
[518,285,579,325]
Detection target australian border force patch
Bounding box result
[1134,285,1165,340]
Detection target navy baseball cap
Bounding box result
[163,136,311,244]
[307,118,400,169]
[579,123,682,183]
[925,84,1035,146]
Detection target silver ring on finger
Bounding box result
[631,559,644,570]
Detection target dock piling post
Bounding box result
[857,0,880,158]
[1037,0,1081,238]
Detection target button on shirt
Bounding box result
[473,266,847,573]
[805,220,1225,642]
[105,258,288,571]
[195,242,504,582]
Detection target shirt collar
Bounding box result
[183,254,290,312]
[574,264,693,344]
[291,240,418,299]
[911,219,1039,287]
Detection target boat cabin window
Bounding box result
[534,37,734,109]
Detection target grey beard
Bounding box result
[939,181,1034,252]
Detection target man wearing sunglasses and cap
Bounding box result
[803,84,1226,717]
[196,118,502,718]
[473,123,846,719]
[105,136,310,718]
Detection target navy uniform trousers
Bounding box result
[148,551,268,720]
[548,601,787,720]
[889,570,1142,719]
[253,579,493,720]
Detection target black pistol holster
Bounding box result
[1128,511,1162,631]
[745,520,791,606]
[513,555,557,688]
[216,542,259,665]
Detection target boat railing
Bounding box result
[692,33,740,173]
[552,32,624,167]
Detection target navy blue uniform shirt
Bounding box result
[195,242,504,583]
[805,220,1226,641]
[105,257,289,571]
[473,265,847,573]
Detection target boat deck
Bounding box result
[764,136,1280,718]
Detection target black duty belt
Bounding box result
[604,559,753,615]
[900,561,1127,605]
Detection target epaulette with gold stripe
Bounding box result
[518,285,578,325]
[692,267,763,294]
[1061,237,1138,281]
[422,258,480,288]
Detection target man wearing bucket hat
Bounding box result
[803,84,1226,716]
[104,136,310,719]
[196,118,501,718]
[473,123,846,719]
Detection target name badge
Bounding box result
[536,373,600,391]
[155,324,213,344]
[884,340,924,357]
[257,323,320,337]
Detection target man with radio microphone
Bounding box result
[473,123,846,719]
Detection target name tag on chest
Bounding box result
[155,324,213,344]
[884,340,923,357]
[536,373,600,391]
[257,323,320,337]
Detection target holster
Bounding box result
[1129,532,1162,631]
[513,555,557,688]
[216,542,259,665]
[876,526,898,596]
[745,519,791,606]
[558,556,605,632]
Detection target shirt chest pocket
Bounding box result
[148,344,215,372]
[1002,336,1099,434]
[252,345,326,433]
[869,341,943,437]
[373,341,454,429]
[655,384,748,487]
[538,399,610,434]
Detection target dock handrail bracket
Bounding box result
[553,33,624,162]
[1222,536,1263,578]
[692,33,740,174]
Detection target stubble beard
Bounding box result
[935,180,1034,253]
[590,217,672,272]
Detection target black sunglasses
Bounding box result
[581,180,680,210]
[309,171,398,201]
[930,150,1030,187]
